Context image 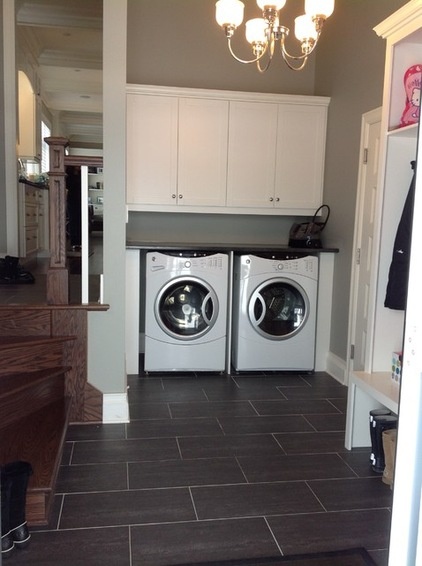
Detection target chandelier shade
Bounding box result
[215,0,335,72]
[245,18,267,45]
[215,0,244,28]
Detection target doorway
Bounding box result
[347,107,382,379]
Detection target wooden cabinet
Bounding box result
[126,85,330,215]
[19,183,47,258]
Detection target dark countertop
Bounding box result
[126,241,339,253]
[19,178,48,190]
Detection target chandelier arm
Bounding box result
[279,31,320,63]
[227,37,268,65]
[256,57,272,73]
[256,33,275,73]
[280,49,309,71]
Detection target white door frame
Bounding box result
[346,107,382,384]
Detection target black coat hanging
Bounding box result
[384,160,416,310]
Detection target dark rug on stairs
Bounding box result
[175,547,377,566]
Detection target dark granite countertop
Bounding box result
[126,241,339,253]
[19,177,49,190]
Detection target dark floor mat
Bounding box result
[175,547,377,566]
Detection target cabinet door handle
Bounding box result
[172,194,177,199]
[178,194,183,199]
[275,197,280,202]
[269,197,274,202]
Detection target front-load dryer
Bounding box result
[144,251,229,372]
[232,253,318,371]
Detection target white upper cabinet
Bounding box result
[178,98,228,207]
[226,101,278,209]
[126,93,178,206]
[126,85,330,215]
[276,104,327,210]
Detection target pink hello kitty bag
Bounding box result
[400,64,422,127]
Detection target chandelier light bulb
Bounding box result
[256,0,286,11]
[295,14,318,42]
[215,0,245,28]
[245,18,268,45]
[304,0,335,19]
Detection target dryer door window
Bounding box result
[248,279,309,340]
[156,277,219,340]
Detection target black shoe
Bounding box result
[1,531,15,559]
[10,521,31,549]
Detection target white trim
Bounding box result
[346,107,382,384]
[102,392,129,423]
[125,248,141,374]
[374,0,422,39]
[315,253,335,372]
[3,1,19,256]
[325,352,346,385]
[126,83,330,108]
[81,165,89,304]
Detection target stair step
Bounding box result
[0,336,75,376]
[0,367,70,430]
[0,397,71,526]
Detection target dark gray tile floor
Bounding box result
[12,370,392,565]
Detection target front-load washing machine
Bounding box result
[144,251,229,372]
[232,253,318,371]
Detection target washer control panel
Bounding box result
[149,252,227,273]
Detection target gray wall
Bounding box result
[314,0,407,360]
[127,0,316,95]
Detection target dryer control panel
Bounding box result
[240,254,318,280]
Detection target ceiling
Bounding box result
[16,0,103,150]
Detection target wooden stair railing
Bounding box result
[0,307,104,525]
[0,335,73,525]
[0,140,107,525]
[44,137,103,305]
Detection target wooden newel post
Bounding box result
[45,137,69,304]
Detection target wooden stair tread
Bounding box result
[0,366,71,395]
[0,367,70,430]
[0,335,76,349]
[0,397,71,525]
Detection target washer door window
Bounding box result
[248,279,309,340]
[156,277,219,340]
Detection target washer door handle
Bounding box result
[201,293,214,326]
[252,294,266,326]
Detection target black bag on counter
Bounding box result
[288,204,330,249]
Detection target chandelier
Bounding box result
[215,0,334,72]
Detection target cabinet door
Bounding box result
[275,104,326,210]
[226,101,278,208]
[126,94,178,205]
[178,98,228,207]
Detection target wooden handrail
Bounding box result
[45,137,103,305]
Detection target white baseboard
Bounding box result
[325,352,347,385]
[103,392,130,423]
